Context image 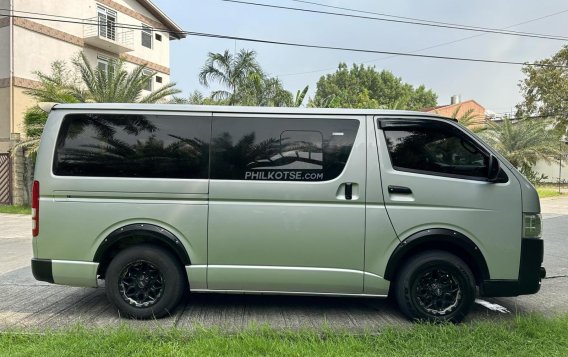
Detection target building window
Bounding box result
[141,24,152,49]
[142,69,153,91]
[97,6,117,41]
[155,76,163,84]
[97,56,110,73]
[155,33,162,42]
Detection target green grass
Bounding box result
[0,205,31,214]
[1,315,568,356]
[536,186,564,199]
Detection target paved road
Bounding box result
[0,198,566,331]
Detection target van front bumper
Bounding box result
[31,258,99,287]
[481,238,545,297]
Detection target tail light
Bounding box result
[32,180,39,237]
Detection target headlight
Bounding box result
[523,213,542,239]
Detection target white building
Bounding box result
[0,0,186,154]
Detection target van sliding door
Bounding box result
[206,113,366,294]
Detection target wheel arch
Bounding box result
[94,223,191,279]
[384,228,490,285]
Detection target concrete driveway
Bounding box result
[1,197,567,331]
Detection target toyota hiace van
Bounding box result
[31,104,545,322]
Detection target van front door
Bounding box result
[206,114,366,294]
[375,116,522,281]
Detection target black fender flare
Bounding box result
[384,228,490,282]
[93,223,191,266]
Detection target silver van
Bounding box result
[31,104,545,322]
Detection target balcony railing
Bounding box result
[83,19,134,54]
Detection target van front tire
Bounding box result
[105,245,186,319]
[394,250,475,323]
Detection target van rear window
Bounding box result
[53,114,210,179]
[211,117,359,181]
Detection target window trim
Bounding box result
[97,55,110,72]
[97,5,117,41]
[141,24,153,49]
[142,69,153,91]
[380,118,497,182]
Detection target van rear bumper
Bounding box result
[31,258,54,283]
[481,238,545,297]
[31,258,99,287]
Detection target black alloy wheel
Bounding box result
[105,244,186,319]
[394,250,476,323]
[413,267,462,316]
[118,260,165,308]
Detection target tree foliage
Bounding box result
[198,49,307,107]
[439,106,485,133]
[170,90,224,105]
[480,117,562,171]
[517,45,568,129]
[17,52,181,156]
[27,52,180,104]
[310,63,437,110]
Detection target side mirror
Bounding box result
[487,155,500,182]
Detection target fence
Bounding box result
[0,153,12,205]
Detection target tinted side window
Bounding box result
[211,117,359,181]
[383,125,489,179]
[54,114,210,179]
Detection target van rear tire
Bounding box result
[105,244,186,319]
[394,250,475,323]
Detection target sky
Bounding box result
[153,0,568,113]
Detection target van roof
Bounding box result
[52,103,454,120]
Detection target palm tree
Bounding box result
[71,53,180,103]
[293,86,309,107]
[199,49,263,105]
[199,49,307,107]
[480,116,562,171]
[18,52,181,155]
[437,106,485,133]
[27,52,180,104]
[26,61,81,104]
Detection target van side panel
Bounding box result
[33,110,211,286]
[36,199,208,266]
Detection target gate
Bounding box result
[0,153,12,205]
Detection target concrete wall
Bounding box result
[534,154,568,183]
[0,26,10,79]
[112,0,171,66]
[12,26,82,80]
[12,0,170,75]
[0,88,10,153]
[12,87,35,136]
[10,145,33,205]
[13,0,85,38]
[0,14,10,153]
